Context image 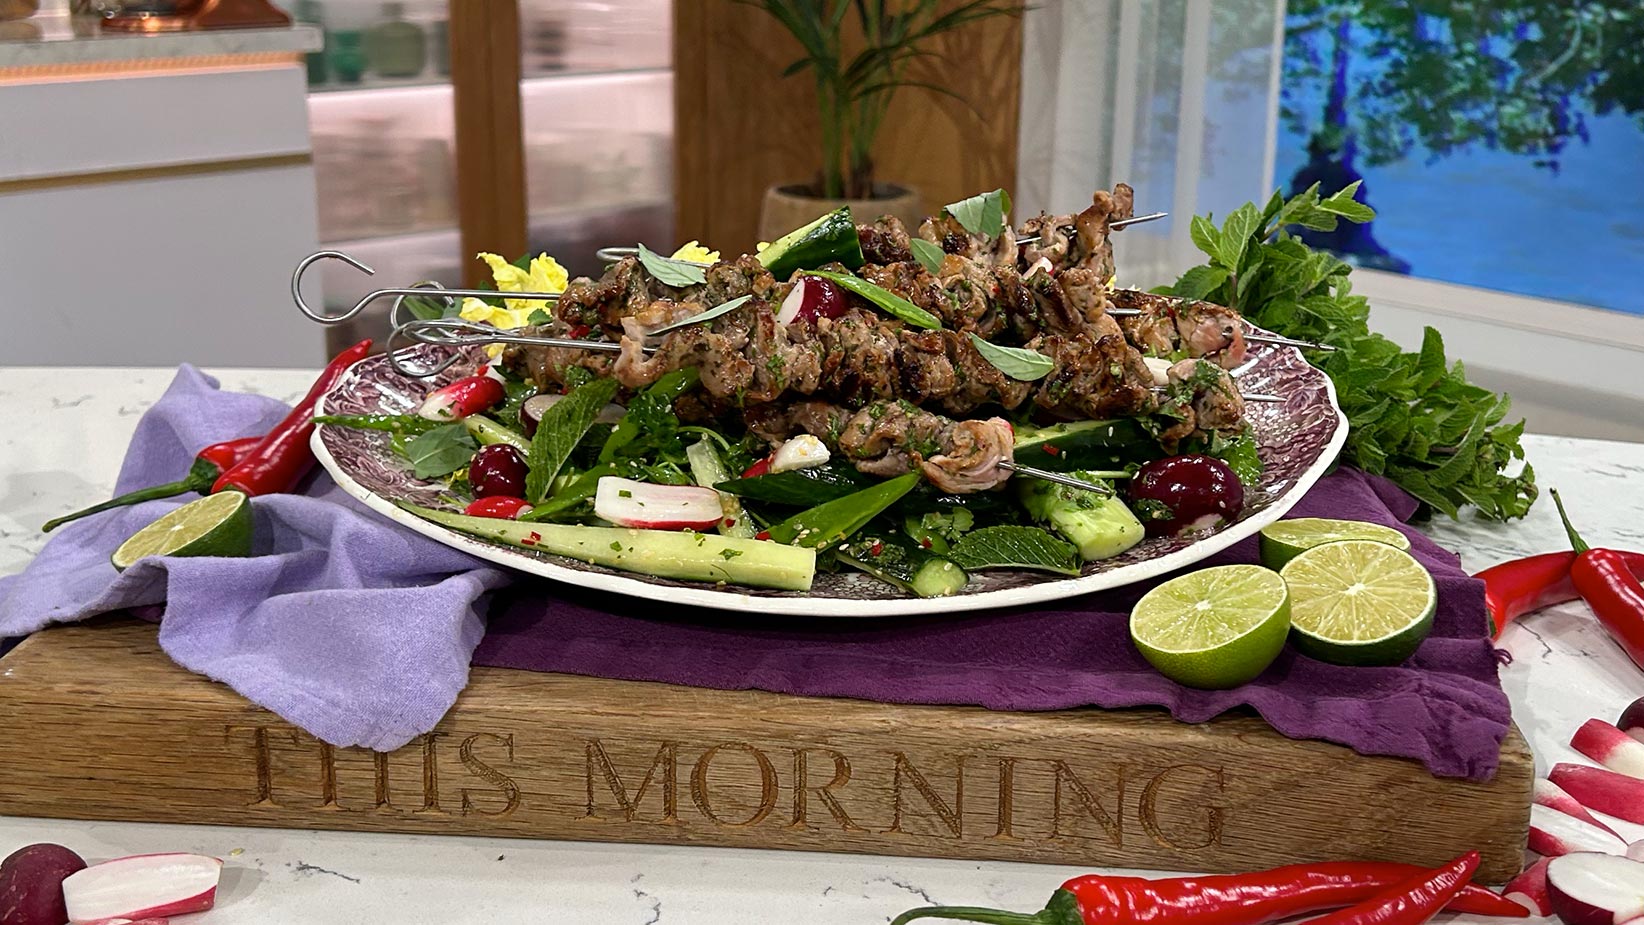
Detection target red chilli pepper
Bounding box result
[1294,852,1479,925]
[1552,490,1644,670]
[41,435,264,532]
[888,856,1519,925]
[1477,550,1644,640]
[213,339,373,496]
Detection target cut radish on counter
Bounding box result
[1536,779,1625,838]
[1572,718,1644,779]
[593,477,724,530]
[1545,853,1644,925]
[1549,763,1644,825]
[1530,803,1630,856]
[1505,857,1553,916]
[1620,697,1644,742]
[62,853,220,924]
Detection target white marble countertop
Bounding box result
[0,14,319,68]
[2,366,1642,924]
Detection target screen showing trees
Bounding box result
[1276,3,1644,315]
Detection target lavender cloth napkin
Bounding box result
[474,468,1512,781]
[0,366,509,751]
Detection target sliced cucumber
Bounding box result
[686,439,758,539]
[1012,418,1158,472]
[837,533,967,598]
[757,206,865,280]
[406,504,815,591]
[1018,475,1145,561]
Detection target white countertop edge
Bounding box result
[0,23,322,68]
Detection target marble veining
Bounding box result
[1,365,1641,923]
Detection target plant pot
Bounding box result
[758,183,923,244]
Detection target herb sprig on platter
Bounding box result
[1159,182,1536,520]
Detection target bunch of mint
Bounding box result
[1157,183,1536,520]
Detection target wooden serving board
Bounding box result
[0,620,1532,882]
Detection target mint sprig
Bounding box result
[1157,182,1535,520]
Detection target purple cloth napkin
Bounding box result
[0,366,509,751]
[474,468,1511,781]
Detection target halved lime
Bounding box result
[1279,540,1435,666]
[1130,564,1291,690]
[110,491,254,572]
[1259,518,1411,570]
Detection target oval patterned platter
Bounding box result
[313,332,1347,617]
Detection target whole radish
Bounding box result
[1,843,87,925]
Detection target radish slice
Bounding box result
[1573,719,1644,779]
[1530,803,1629,857]
[593,477,724,530]
[777,277,847,326]
[418,375,506,421]
[1550,763,1644,825]
[62,853,221,924]
[1538,779,1624,839]
[770,435,829,473]
[1546,853,1644,925]
[518,393,625,436]
[1619,697,1644,743]
[1505,857,1553,916]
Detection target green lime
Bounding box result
[111,491,254,572]
[1279,540,1436,666]
[1130,564,1291,689]
[1259,517,1411,570]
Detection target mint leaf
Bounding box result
[949,526,1081,575]
[1189,214,1221,260]
[1216,203,1261,270]
[1171,265,1229,301]
[526,308,553,326]
[944,189,1011,238]
[405,423,476,479]
[637,243,707,288]
[967,333,1053,381]
[650,295,752,335]
[525,377,621,502]
[804,269,942,329]
[909,238,946,274]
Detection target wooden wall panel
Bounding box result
[452,0,527,286]
[674,3,1024,254]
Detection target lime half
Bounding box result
[1259,518,1411,570]
[1130,564,1291,689]
[1280,540,1435,666]
[111,491,253,572]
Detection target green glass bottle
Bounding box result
[295,0,328,87]
[365,2,427,79]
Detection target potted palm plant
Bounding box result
[740,0,1023,241]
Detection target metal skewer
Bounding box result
[999,462,1121,494]
[291,250,561,328]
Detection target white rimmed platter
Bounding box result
[312,333,1347,617]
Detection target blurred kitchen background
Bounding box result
[2,0,1640,440]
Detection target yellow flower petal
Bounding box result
[478,253,534,294]
[670,240,720,264]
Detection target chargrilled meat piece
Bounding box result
[1111,289,1248,369]
[1155,358,1246,452]
[857,215,914,264]
[554,255,776,339]
[1030,331,1159,421]
[939,329,1035,415]
[752,399,1014,493]
[1017,183,1135,279]
[919,211,1019,267]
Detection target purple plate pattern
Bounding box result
[313,333,1347,617]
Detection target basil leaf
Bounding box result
[804,269,942,329]
[525,377,621,502]
[637,242,707,288]
[949,525,1081,575]
[943,188,1012,238]
[649,295,752,336]
[526,308,553,326]
[909,238,946,274]
[968,333,1053,381]
[405,423,477,480]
